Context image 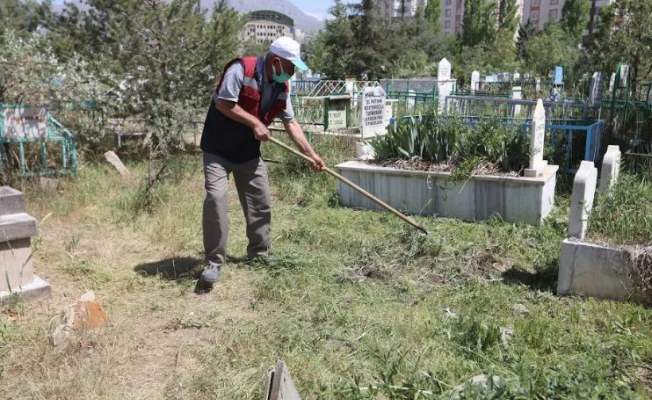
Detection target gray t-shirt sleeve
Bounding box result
[279,95,295,123]
[216,62,244,102]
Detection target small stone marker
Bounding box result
[361,86,387,138]
[39,177,59,193]
[568,161,598,239]
[511,86,522,116]
[471,71,480,93]
[0,186,50,303]
[264,360,301,400]
[50,291,109,347]
[599,145,621,194]
[524,99,548,177]
[104,151,130,176]
[327,109,347,130]
[437,58,454,113]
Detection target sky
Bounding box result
[288,0,333,20]
[51,0,334,21]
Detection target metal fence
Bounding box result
[0,105,78,177]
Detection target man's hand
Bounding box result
[253,124,271,141]
[307,152,325,171]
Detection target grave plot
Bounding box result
[558,146,652,304]
[337,99,558,226]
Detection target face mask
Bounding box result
[272,58,293,83]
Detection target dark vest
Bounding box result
[200,56,289,163]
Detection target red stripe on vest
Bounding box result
[215,57,289,127]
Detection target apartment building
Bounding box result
[241,10,296,45]
[522,0,615,31]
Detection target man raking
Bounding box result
[197,37,325,293]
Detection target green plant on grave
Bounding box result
[370,116,530,179]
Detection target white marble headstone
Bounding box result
[568,161,598,239]
[598,145,621,194]
[471,71,480,93]
[361,86,387,138]
[524,99,547,177]
[438,58,451,81]
[437,58,454,113]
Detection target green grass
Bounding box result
[1,135,652,399]
[589,174,652,246]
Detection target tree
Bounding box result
[525,23,580,78]
[424,0,442,35]
[498,0,519,34]
[46,0,244,152]
[320,0,356,79]
[588,0,652,95]
[459,0,496,47]
[348,0,392,79]
[516,19,537,62]
[561,0,590,40]
[0,0,47,38]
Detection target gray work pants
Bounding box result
[202,152,271,270]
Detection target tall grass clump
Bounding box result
[589,174,652,246]
[369,116,530,177]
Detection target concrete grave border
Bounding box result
[557,148,651,304]
[336,161,558,226]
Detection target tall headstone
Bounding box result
[616,63,630,88]
[609,73,616,93]
[599,145,621,194]
[511,86,522,116]
[536,78,541,94]
[437,58,454,113]
[513,72,521,82]
[554,66,564,85]
[588,72,604,107]
[0,187,51,303]
[471,71,480,93]
[524,99,548,178]
[568,161,598,239]
[361,86,387,139]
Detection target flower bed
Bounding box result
[337,117,558,226]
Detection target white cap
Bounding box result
[269,36,308,71]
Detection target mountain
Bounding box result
[204,0,324,33]
[51,0,324,33]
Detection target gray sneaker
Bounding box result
[194,264,221,294]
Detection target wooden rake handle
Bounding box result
[268,137,428,235]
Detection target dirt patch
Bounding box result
[472,251,507,273]
[370,157,519,177]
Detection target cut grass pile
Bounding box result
[1,135,651,399]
